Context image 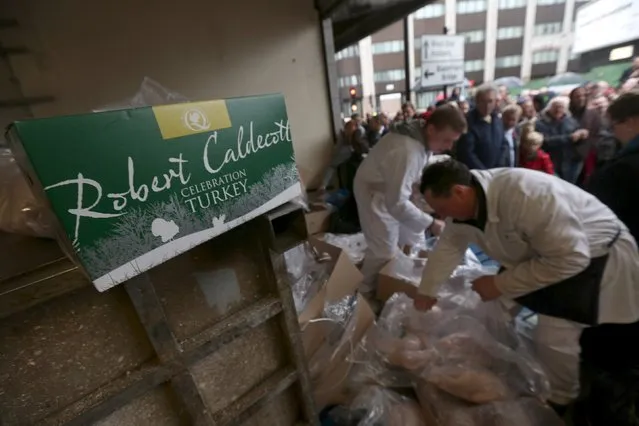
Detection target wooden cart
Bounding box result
[0,204,316,426]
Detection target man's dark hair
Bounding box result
[420,159,472,196]
[608,90,639,123]
[402,101,415,110]
[533,94,546,110]
[427,104,467,133]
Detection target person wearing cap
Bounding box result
[413,159,639,424]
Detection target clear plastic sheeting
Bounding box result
[308,294,357,380]
[416,382,563,426]
[283,242,332,314]
[383,254,427,287]
[93,77,189,112]
[327,386,427,426]
[349,285,554,423]
[0,148,55,238]
[320,233,367,265]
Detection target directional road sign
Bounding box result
[420,35,465,88]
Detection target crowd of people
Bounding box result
[319,63,639,424]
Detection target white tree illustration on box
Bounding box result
[78,162,299,279]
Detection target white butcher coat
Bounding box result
[418,168,639,325]
[418,168,639,404]
[354,124,434,288]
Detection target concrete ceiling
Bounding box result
[316,0,436,51]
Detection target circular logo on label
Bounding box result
[183,108,211,131]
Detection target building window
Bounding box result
[497,26,524,40]
[374,69,406,82]
[532,49,559,64]
[609,45,634,61]
[335,45,359,60]
[417,92,439,109]
[537,0,565,5]
[465,60,485,72]
[338,75,360,88]
[534,22,563,36]
[495,55,522,68]
[415,3,445,19]
[498,0,527,9]
[371,40,405,54]
[457,0,487,14]
[460,30,485,44]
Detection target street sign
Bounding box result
[420,35,465,88]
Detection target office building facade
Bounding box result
[336,0,590,114]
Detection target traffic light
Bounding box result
[349,87,357,112]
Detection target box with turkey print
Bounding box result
[6,94,302,292]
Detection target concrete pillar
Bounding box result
[445,0,457,35]
[358,36,376,114]
[521,0,538,81]
[483,0,499,82]
[557,0,576,74]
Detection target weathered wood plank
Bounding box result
[211,367,298,426]
[181,297,282,363]
[125,274,181,362]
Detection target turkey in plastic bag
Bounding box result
[327,386,426,426]
[0,148,56,238]
[411,294,550,402]
[350,289,550,402]
[416,381,563,426]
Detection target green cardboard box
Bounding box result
[7,94,302,291]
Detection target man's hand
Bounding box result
[571,129,589,142]
[471,275,502,301]
[429,219,446,236]
[413,293,438,311]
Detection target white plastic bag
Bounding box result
[0,148,55,238]
[93,77,188,112]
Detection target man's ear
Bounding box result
[452,185,466,198]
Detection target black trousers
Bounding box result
[574,320,639,426]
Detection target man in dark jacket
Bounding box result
[456,85,509,169]
[588,90,639,243]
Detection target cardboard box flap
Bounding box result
[377,255,426,302]
[297,237,363,324]
[312,294,375,409]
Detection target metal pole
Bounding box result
[403,16,411,103]
[442,25,448,100]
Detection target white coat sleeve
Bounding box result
[494,191,591,298]
[382,147,433,233]
[418,224,469,297]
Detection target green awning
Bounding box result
[583,61,632,86]
[512,61,632,95]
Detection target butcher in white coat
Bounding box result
[354,105,467,294]
[414,159,639,422]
